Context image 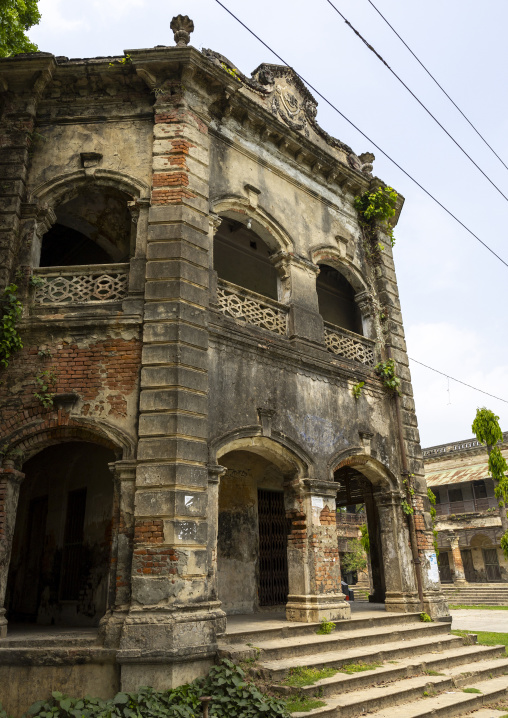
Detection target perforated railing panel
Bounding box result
[33,263,129,305]
[217,280,288,335]
[324,323,375,366]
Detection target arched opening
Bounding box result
[316,264,363,334]
[217,450,290,614]
[214,217,278,300]
[6,442,115,627]
[39,187,132,267]
[334,465,385,603]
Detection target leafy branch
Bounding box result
[34,368,57,408]
[0,284,23,369]
[354,185,398,258]
[375,359,401,395]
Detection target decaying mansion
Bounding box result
[0,16,447,706]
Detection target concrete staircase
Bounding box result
[219,610,508,717]
[442,584,508,605]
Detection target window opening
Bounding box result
[316,264,362,334]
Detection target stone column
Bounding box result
[118,56,222,691]
[0,55,55,289]
[449,533,467,585]
[375,490,419,613]
[285,478,350,622]
[273,254,324,345]
[100,460,136,648]
[0,466,24,638]
[206,464,226,634]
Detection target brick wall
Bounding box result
[0,336,142,442]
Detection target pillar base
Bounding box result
[384,591,421,613]
[453,578,468,586]
[285,594,351,623]
[98,608,129,648]
[422,592,450,620]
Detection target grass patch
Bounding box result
[316,619,335,635]
[451,629,508,655]
[283,666,337,687]
[463,687,482,693]
[285,696,326,713]
[425,670,445,676]
[449,604,508,611]
[339,662,382,674]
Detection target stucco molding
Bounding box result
[28,168,150,209]
[210,426,312,477]
[329,447,398,489]
[311,246,371,296]
[210,195,294,254]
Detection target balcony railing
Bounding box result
[336,512,366,526]
[32,264,129,305]
[217,279,288,336]
[435,497,499,516]
[324,322,376,367]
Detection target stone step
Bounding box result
[0,635,98,648]
[272,645,506,699]
[257,634,465,680]
[223,622,449,664]
[290,663,508,718]
[347,673,508,718]
[222,611,421,646]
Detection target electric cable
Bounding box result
[365,0,508,173]
[409,358,508,405]
[212,0,508,270]
[324,0,508,204]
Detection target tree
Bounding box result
[472,408,508,556]
[0,0,41,58]
[341,538,367,575]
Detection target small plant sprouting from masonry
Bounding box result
[316,618,336,635]
[0,284,23,369]
[374,359,401,395]
[354,185,398,254]
[351,381,365,400]
[34,368,58,408]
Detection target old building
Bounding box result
[0,15,446,708]
[424,433,508,590]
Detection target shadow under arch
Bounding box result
[211,195,294,255]
[211,429,311,477]
[311,246,370,296]
[328,449,398,489]
[30,168,150,209]
[1,418,136,465]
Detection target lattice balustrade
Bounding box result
[217,279,288,336]
[324,323,375,366]
[33,264,129,305]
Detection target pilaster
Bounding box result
[0,466,24,638]
[285,478,350,622]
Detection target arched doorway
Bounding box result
[334,465,386,602]
[217,450,290,614]
[6,442,115,627]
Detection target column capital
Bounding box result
[303,478,337,499]
[0,467,24,485]
[207,464,226,484]
[108,460,137,481]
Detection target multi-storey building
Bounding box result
[424,433,508,586]
[0,15,446,709]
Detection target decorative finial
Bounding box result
[170,15,194,46]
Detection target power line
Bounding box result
[409,358,508,405]
[365,0,508,173]
[324,0,508,205]
[212,0,508,270]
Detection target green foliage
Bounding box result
[33,368,57,408]
[452,629,508,655]
[339,662,381,674]
[472,407,503,447]
[351,381,365,400]
[427,487,439,558]
[401,499,414,516]
[109,54,131,67]
[341,537,367,574]
[0,284,23,369]
[0,0,40,57]
[26,661,289,718]
[490,446,508,500]
[29,274,45,288]
[360,523,370,554]
[316,618,335,635]
[419,612,432,622]
[221,63,242,81]
[501,532,508,560]
[285,697,325,713]
[354,186,398,247]
[462,687,482,694]
[0,702,12,718]
[374,359,401,395]
[283,666,337,687]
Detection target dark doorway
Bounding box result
[7,442,115,627]
[257,489,289,606]
[438,551,453,584]
[460,549,477,582]
[335,467,386,602]
[483,548,502,582]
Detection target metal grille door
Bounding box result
[258,489,289,606]
[483,548,502,582]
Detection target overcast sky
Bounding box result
[28,0,508,448]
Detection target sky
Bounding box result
[27,0,508,448]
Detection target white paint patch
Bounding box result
[184,495,194,507]
[312,497,324,509]
[426,551,440,583]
